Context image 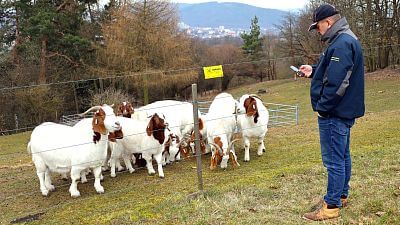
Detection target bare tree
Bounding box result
[277,0,399,72]
[96,0,194,103]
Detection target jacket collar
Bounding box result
[321,17,352,44]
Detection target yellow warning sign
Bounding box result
[203,65,224,79]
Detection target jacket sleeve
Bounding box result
[309,64,317,78]
[316,47,354,113]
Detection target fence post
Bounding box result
[191,84,204,192]
[14,114,19,134]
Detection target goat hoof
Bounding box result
[41,189,49,196]
[110,173,116,178]
[46,185,55,191]
[96,186,104,194]
[159,175,165,179]
[148,172,156,176]
[70,191,81,198]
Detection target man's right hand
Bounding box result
[299,65,313,78]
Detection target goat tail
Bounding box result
[27,141,32,155]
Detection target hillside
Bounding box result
[1,69,399,224]
[177,2,287,28]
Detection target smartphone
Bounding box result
[290,65,305,77]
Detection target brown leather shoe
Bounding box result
[303,201,340,221]
[310,199,324,212]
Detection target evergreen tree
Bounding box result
[240,16,266,81]
[240,16,264,60]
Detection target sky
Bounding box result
[172,0,309,10]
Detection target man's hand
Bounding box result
[299,65,313,78]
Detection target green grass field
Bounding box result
[1,69,399,224]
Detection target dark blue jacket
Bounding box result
[310,17,365,119]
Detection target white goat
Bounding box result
[206,93,240,170]
[131,100,204,165]
[72,117,126,178]
[110,114,171,178]
[27,104,121,197]
[237,94,269,161]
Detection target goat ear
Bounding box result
[254,111,259,123]
[117,105,122,116]
[210,154,217,170]
[108,130,123,142]
[92,110,106,135]
[198,118,204,131]
[93,132,101,143]
[245,97,258,117]
[252,98,258,112]
[201,140,206,154]
[251,98,259,123]
[115,130,123,139]
[213,137,223,153]
[108,132,116,142]
[146,118,153,136]
[243,97,250,113]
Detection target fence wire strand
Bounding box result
[0,98,297,158]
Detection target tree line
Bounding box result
[277,0,399,70]
[0,0,399,132]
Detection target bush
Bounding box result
[87,88,135,108]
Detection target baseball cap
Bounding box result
[308,4,339,31]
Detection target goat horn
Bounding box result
[228,139,240,151]
[78,106,101,117]
[209,143,223,155]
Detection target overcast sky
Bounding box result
[171,0,309,10]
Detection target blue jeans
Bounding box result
[318,116,355,207]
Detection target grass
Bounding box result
[1,69,399,224]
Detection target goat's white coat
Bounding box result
[206,93,239,168]
[27,105,120,197]
[237,94,269,161]
[111,116,171,178]
[74,118,125,176]
[133,100,202,164]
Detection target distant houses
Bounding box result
[178,22,276,39]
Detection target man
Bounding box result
[299,4,365,221]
